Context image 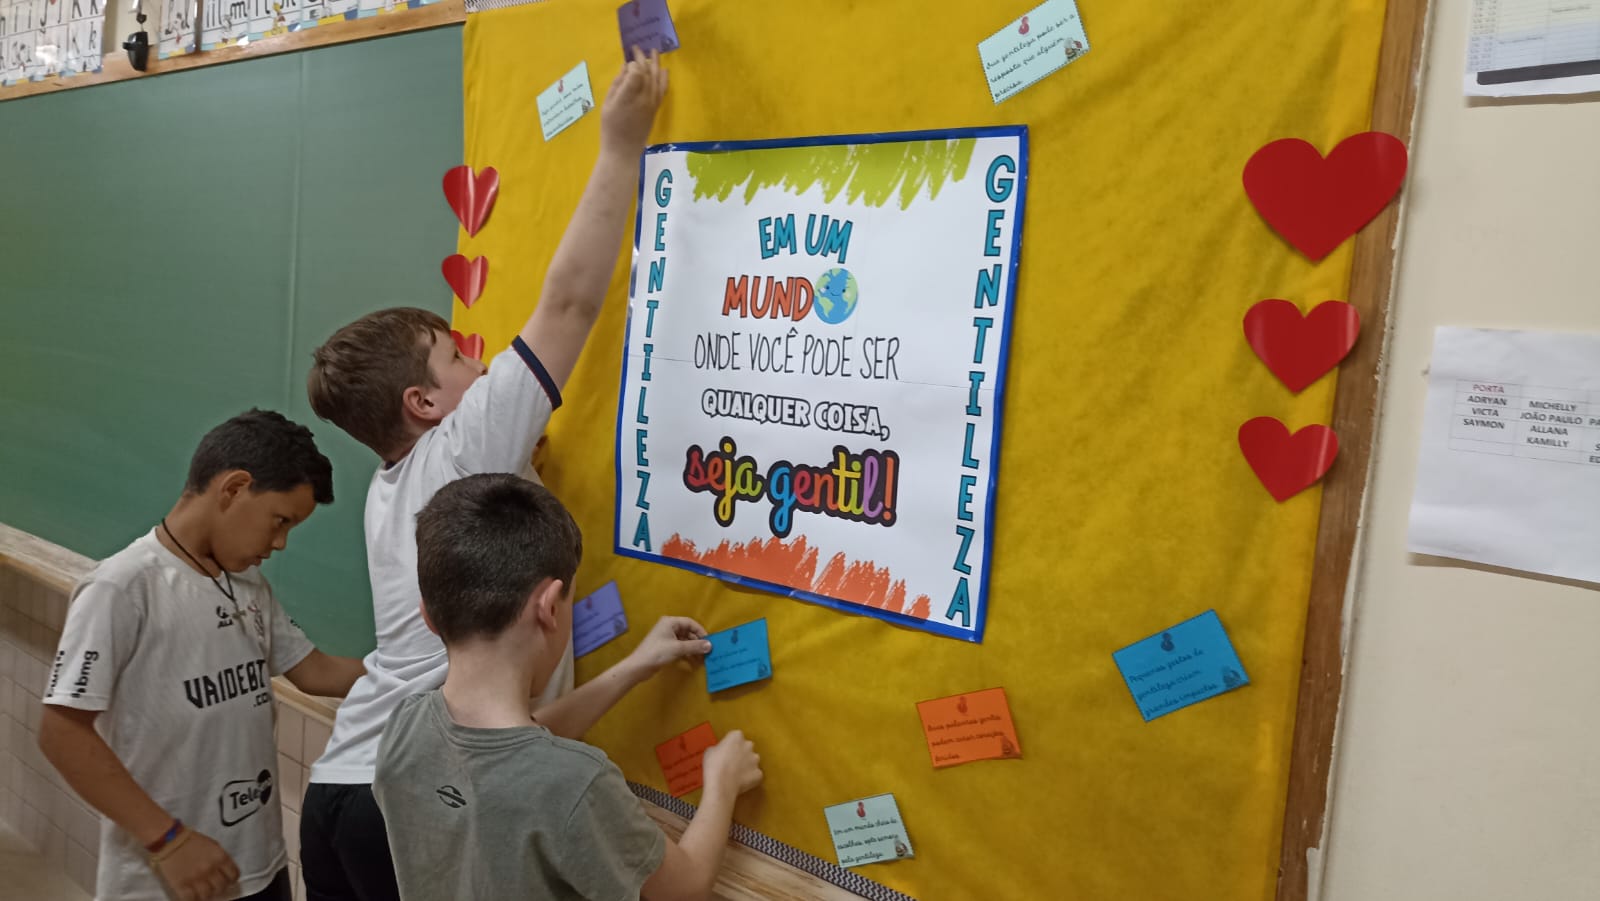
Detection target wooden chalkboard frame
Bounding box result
[1276,2,1429,899]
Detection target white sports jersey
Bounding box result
[45,529,314,901]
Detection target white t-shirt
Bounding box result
[44,530,315,901]
[311,337,575,785]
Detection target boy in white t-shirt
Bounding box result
[300,50,704,901]
[38,409,367,901]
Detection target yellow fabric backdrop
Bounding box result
[456,2,1387,898]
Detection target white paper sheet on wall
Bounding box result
[1466,0,1600,97]
[1409,327,1600,583]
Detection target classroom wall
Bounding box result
[1320,3,1600,900]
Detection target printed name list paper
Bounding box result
[616,128,1027,643]
[1409,327,1600,584]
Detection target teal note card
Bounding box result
[1113,610,1250,722]
[977,0,1090,104]
[537,62,596,141]
[704,618,771,693]
[824,794,914,868]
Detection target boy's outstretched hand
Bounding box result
[600,47,668,155]
[625,615,711,676]
[702,729,763,798]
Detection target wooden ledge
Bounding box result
[0,522,94,594]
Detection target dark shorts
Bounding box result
[241,868,291,901]
[299,782,400,901]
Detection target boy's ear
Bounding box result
[528,579,565,633]
[216,470,253,509]
[401,385,441,425]
[419,600,440,636]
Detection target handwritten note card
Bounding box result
[704,618,771,693]
[1112,610,1250,722]
[536,62,596,142]
[617,0,679,59]
[915,687,1022,769]
[978,0,1090,103]
[572,581,628,658]
[824,794,914,868]
[654,722,717,797]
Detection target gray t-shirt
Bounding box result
[373,690,666,901]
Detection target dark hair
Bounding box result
[307,307,450,458]
[416,473,583,643]
[186,409,335,504]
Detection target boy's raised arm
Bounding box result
[533,616,708,740]
[523,48,669,391]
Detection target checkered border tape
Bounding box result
[626,781,917,901]
[464,0,546,14]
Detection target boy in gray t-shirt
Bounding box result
[374,474,764,901]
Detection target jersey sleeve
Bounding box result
[559,762,667,901]
[263,590,315,676]
[43,579,145,712]
[435,336,562,475]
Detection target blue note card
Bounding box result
[536,62,596,142]
[704,618,771,693]
[1113,610,1249,722]
[617,0,680,59]
[977,0,1090,104]
[572,582,629,659]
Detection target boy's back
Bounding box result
[373,691,664,900]
[310,335,569,785]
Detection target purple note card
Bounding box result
[617,0,680,59]
[573,581,629,658]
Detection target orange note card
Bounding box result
[915,687,1023,769]
[655,722,718,796]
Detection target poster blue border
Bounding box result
[614,124,1029,643]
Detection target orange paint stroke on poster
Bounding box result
[661,534,931,619]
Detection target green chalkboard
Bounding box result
[0,29,463,657]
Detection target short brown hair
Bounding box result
[307,307,449,457]
[416,473,583,643]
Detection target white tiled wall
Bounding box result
[0,564,332,900]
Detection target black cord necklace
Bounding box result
[160,518,238,605]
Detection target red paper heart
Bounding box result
[450,330,484,361]
[1243,300,1360,393]
[1243,132,1407,261]
[442,165,500,237]
[441,254,488,308]
[1238,417,1339,502]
